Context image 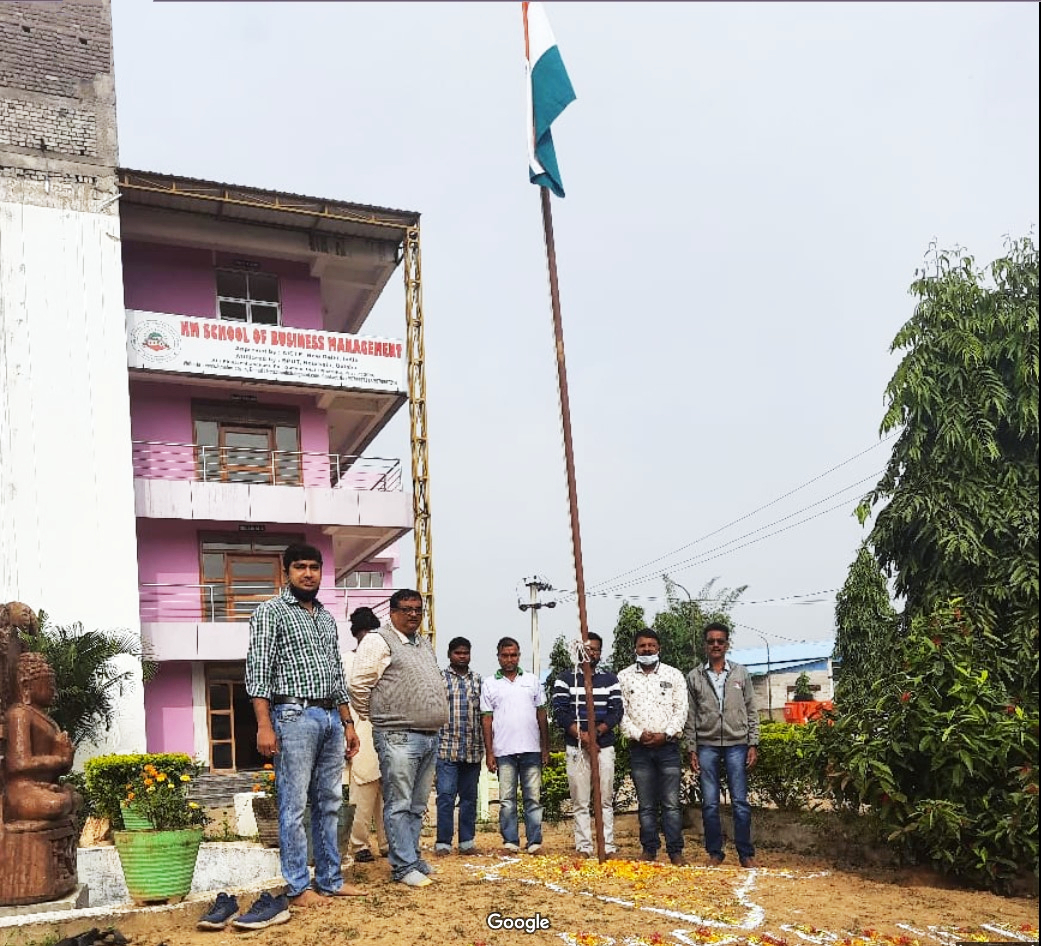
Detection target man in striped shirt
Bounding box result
[435,637,484,856]
[551,632,624,855]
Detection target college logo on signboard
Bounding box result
[129,319,181,364]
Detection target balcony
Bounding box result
[133,441,413,562]
[139,583,402,661]
[132,441,402,491]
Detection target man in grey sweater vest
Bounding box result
[348,589,449,887]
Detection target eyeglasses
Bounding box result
[394,606,424,616]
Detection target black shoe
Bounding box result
[354,849,375,863]
[231,892,291,930]
[197,892,239,930]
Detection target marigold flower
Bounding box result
[156,773,167,782]
[180,774,191,782]
[143,777,154,786]
[263,763,274,770]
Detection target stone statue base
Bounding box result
[0,818,78,905]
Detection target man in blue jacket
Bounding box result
[551,632,624,855]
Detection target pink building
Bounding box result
[119,170,418,771]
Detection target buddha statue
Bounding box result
[3,652,79,822]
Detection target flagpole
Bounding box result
[538,185,607,863]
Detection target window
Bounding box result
[216,269,281,325]
[342,570,384,589]
[199,534,303,622]
[193,402,301,485]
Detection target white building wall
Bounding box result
[0,189,146,756]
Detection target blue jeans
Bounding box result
[496,752,543,848]
[272,703,345,897]
[435,759,482,851]
[697,743,755,861]
[629,741,684,855]
[373,729,438,880]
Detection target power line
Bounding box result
[585,433,895,595]
[574,470,880,600]
[558,588,839,606]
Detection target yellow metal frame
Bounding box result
[403,226,435,647]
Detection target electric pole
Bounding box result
[518,575,555,675]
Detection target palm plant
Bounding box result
[20,610,157,749]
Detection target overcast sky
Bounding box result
[111,1,1039,676]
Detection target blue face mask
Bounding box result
[635,654,659,667]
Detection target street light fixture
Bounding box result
[518,575,555,675]
[744,628,773,720]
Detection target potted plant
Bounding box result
[793,672,815,702]
[251,769,356,858]
[251,764,280,848]
[112,762,208,904]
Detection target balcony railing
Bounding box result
[139,582,400,627]
[131,441,402,491]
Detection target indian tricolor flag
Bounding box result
[523,1,576,198]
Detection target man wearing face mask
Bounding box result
[617,628,689,865]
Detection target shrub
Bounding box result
[122,760,208,830]
[540,751,570,823]
[814,602,1039,892]
[748,723,823,810]
[84,753,202,828]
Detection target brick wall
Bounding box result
[0,0,117,199]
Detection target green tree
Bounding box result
[654,576,746,672]
[815,602,1038,892]
[833,542,899,703]
[21,612,156,749]
[605,602,646,673]
[857,236,1039,683]
[823,236,1041,891]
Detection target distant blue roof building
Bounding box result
[728,639,836,676]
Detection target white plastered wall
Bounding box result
[0,186,146,757]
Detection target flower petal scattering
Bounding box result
[467,855,1038,946]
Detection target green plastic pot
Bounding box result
[113,828,204,904]
[119,804,154,830]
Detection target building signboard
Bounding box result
[126,310,405,392]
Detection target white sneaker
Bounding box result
[502,842,520,853]
[398,870,433,888]
[527,843,542,854]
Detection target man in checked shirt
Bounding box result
[617,627,690,865]
[245,543,365,917]
[434,636,484,856]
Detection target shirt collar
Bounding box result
[280,585,325,611]
[703,659,732,674]
[494,667,524,679]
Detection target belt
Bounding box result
[273,695,338,710]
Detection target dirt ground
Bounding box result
[10,814,1039,946]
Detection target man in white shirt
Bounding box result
[617,627,689,865]
[480,637,550,854]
